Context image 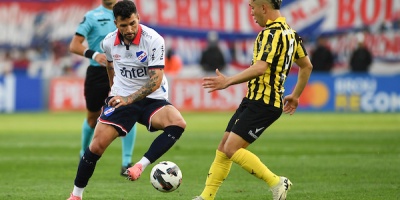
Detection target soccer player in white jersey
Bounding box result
[67,1,186,199]
[69,0,137,177]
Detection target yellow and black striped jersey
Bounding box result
[246,17,307,108]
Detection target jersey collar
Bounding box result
[266,17,286,26]
[114,24,142,46]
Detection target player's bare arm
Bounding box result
[105,61,114,88]
[203,60,268,93]
[283,56,313,115]
[110,68,163,108]
[69,34,86,55]
[69,34,107,66]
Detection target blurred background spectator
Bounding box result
[310,36,335,73]
[349,33,373,73]
[164,48,182,77]
[200,31,226,74]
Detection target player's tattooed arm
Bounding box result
[122,68,163,104]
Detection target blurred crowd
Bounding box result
[1,18,400,78]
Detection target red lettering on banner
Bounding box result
[49,78,85,111]
[290,8,307,25]
[198,0,213,29]
[176,0,191,27]
[170,78,247,111]
[385,0,393,21]
[232,0,242,32]
[157,0,171,25]
[360,0,381,25]
[319,0,328,7]
[338,0,356,28]
[218,0,225,30]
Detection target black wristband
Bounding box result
[84,49,96,59]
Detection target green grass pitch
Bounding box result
[0,111,399,200]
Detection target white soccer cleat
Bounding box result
[192,196,205,200]
[270,176,292,200]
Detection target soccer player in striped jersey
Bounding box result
[193,0,313,200]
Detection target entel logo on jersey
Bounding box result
[136,51,147,62]
[113,54,121,60]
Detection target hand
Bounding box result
[108,96,129,108]
[283,94,299,115]
[202,69,228,93]
[94,53,107,66]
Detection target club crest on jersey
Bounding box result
[136,51,147,62]
[103,106,115,117]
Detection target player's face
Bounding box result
[115,13,140,42]
[249,0,265,27]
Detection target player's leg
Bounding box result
[125,100,186,181]
[197,133,233,200]
[80,111,100,157]
[70,123,120,199]
[80,67,109,158]
[120,123,137,176]
[195,99,247,200]
[226,101,291,200]
[226,100,282,186]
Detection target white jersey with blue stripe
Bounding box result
[101,24,168,100]
[76,5,115,67]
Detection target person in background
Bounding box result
[349,33,373,73]
[311,36,334,72]
[200,31,226,74]
[193,0,313,199]
[67,1,186,199]
[69,0,137,177]
[164,48,182,77]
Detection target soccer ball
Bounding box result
[150,161,182,192]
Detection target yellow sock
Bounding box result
[231,148,279,187]
[200,150,233,200]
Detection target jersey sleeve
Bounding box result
[294,32,308,60]
[75,13,93,38]
[148,36,165,69]
[101,34,113,62]
[256,29,279,64]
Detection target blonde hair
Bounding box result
[254,0,282,9]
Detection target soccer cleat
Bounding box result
[123,163,143,181]
[120,163,133,177]
[270,176,292,200]
[192,196,205,200]
[67,193,82,200]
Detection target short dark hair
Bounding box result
[271,0,282,9]
[113,0,137,20]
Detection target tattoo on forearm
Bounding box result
[124,69,160,104]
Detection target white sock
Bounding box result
[72,185,84,197]
[137,157,151,170]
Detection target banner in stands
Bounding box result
[171,74,400,112]
[0,74,43,112]
[0,0,400,69]
[3,74,395,113]
[49,77,85,111]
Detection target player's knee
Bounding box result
[222,146,239,159]
[164,125,185,141]
[174,118,186,129]
[87,118,97,128]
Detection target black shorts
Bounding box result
[84,66,110,112]
[226,98,282,143]
[98,97,172,136]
